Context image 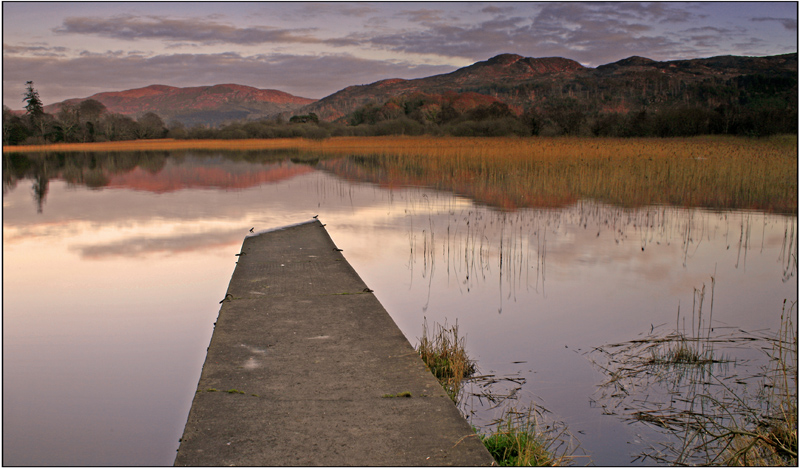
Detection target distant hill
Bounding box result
[39,52,796,128]
[302,55,587,120]
[44,84,316,126]
[300,52,797,122]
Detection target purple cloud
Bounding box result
[54,15,323,45]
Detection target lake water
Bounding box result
[3,151,796,465]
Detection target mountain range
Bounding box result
[43,52,797,127]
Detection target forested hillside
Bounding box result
[4,52,796,145]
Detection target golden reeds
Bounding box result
[416,319,475,402]
[8,135,796,212]
[310,135,797,213]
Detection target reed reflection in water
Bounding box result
[2,151,796,466]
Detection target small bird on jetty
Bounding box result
[333,248,343,252]
[219,293,233,304]
[249,227,254,233]
[313,214,319,219]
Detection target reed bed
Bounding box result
[9,135,796,213]
[310,135,797,213]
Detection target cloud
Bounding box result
[70,228,243,259]
[5,2,795,109]
[358,2,788,66]
[363,3,685,65]
[400,9,446,23]
[480,5,515,15]
[3,43,69,57]
[678,25,746,49]
[275,3,378,20]
[54,15,324,45]
[248,53,456,90]
[751,17,798,30]
[613,2,699,24]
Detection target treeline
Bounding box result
[3,100,168,146]
[181,97,797,139]
[4,81,796,146]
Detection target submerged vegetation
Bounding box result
[645,280,721,367]
[588,277,798,466]
[416,276,797,465]
[416,320,580,465]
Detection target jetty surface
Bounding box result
[174,220,494,466]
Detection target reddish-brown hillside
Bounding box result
[45,84,316,126]
[302,54,586,121]
[441,54,585,84]
[299,52,796,123]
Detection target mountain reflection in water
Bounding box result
[3,151,796,466]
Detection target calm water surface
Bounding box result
[3,152,796,465]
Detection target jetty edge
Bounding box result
[174,219,494,466]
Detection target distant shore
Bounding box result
[2,138,320,153]
[5,134,796,154]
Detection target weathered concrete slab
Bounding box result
[175,220,494,466]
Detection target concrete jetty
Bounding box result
[174,220,494,466]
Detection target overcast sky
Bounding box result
[3,1,797,109]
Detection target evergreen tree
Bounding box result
[22,81,49,140]
[23,81,43,120]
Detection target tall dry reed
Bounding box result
[416,319,475,402]
[10,135,796,212]
[310,135,797,213]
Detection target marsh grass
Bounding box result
[715,301,798,466]
[416,319,476,402]
[588,277,797,465]
[644,280,723,368]
[480,406,583,466]
[313,135,797,213]
[481,409,555,466]
[593,278,731,391]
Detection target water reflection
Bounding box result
[3,151,796,466]
[381,198,797,316]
